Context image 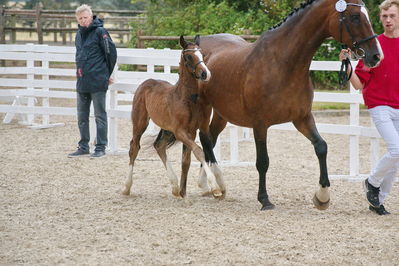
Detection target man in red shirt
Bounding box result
[340,0,399,215]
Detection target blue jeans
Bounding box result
[77,91,107,152]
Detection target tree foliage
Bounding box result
[130,0,383,89]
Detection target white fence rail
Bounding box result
[0,44,381,180]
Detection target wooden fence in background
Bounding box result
[0,3,145,47]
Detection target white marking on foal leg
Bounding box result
[165,160,180,197]
[210,163,226,194]
[202,163,222,197]
[198,166,211,195]
[121,165,134,195]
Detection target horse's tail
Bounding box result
[139,129,177,152]
[153,129,177,149]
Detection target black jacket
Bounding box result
[75,16,117,93]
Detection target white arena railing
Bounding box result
[0,44,382,181]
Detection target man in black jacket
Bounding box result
[68,4,117,158]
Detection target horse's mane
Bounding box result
[268,0,319,30]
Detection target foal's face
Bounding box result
[182,46,211,81]
[180,36,211,82]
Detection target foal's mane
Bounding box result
[268,0,319,31]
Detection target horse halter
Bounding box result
[182,48,204,79]
[336,0,378,59]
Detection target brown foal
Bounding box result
[122,36,225,198]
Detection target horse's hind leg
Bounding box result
[122,134,145,195]
[293,114,330,210]
[153,130,180,197]
[122,104,149,195]
[180,144,191,198]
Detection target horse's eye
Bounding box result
[187,55,193,61]
[350,14,360,24]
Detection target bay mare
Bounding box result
[197,0,383,210]
[122,36,225,198]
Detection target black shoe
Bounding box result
[369,205,390,215]
[363,178,380,208]
[90,150,106,158]
[68,149,89,158]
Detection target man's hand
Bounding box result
[339,48,352,61]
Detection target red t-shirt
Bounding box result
[355,34,399,109]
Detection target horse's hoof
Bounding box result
[172,189,181,198]
[261,203,275,211]
[217,190,226,200]
[313,194,330,210]
[121,188,130,195]
[179,191,186,198]
[212,190,223,198]
[260,197,275,210]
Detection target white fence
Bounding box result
[0,44,382,180]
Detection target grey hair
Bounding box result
[75,4,93,16]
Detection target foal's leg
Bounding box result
[253,125,275,210]
[153,130,180,197]
[293,114,330,210]
[180,144,191,198]
[199,131,226,197]
[175,130,222,198]
[121,111,149,195]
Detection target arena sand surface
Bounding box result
[1,113,398,265]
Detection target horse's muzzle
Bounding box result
[366,53,383,68]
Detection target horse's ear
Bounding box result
[179,35,187,49]
[194,35,200,46]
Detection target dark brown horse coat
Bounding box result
[197,0,382,210]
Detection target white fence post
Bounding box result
[26,43,35,125]
[89,104,96,148]
[229,125,239,164]
[163,48,171,74]
[108,84,118,153]
[41,44,50,125]
[349,84,360,177]
[242,128,250,140]
[146,47,157,135]
[214,139,221,163]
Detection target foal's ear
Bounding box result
[194,35,200,46]
[179,35,188,49]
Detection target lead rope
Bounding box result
[338,45,353,86]
[338,14,352,87]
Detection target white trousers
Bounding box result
[368,106,399,204]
